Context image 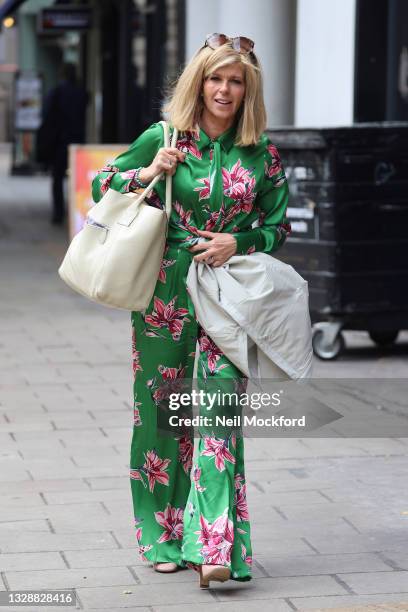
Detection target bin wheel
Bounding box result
[368,330,399,346]
[312,329,345,360]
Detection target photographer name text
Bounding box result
[168,414,306,428]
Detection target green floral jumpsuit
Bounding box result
[91,122,290,581]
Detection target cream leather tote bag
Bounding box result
[58,121,178,311]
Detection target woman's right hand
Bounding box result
[139,147,186,183]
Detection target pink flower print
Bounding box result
[198,329,224,373]
[222,181,256,227]
[235,485,249,522]
[120,169,137,181]
[247,245,256,255]
[195,510,234,565]
[265,144,286,186]
[178,435,193,474]
[204,212,220,231]
[152,362,186,403]
[266,143,282,174]
[133,449,176,489]
[223,200,254,227]
[194,176,211,200]
[97,163,120,174]
[222,159,253,200]
[133,408,141,426]
[192,465,206,492]
[173,201,199,235]
[203,201,226,231]
[144,330,161,339]
[143,450,170,492]
[135,520,143,544]
[186,561,198,572]
[131,328,143,377]
[99,174,114,195]
[145,189,163,209]
[234,473,245,489]
[241,544,252,566]
[143,449,171,493]
[155,503,184,543]
[144,296,190,341]
[177,131,202,159]
[158,258,176,283]
[265,161,286,187]
[187,501,196,519]
[152,387,167,404]
[130,468,143,483]
[158,363,186,381]
[276,222,292,240]
[133,401,142,426]
[114,165,153,194]
[96,164,121,195]
[234,474,249,522]
[138,544,153,561]
[236,177,257,208]
[200,436,236,472]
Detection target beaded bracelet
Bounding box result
[133,167,148,189]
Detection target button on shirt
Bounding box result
[91,122,291,255]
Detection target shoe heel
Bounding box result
[198,565,209,588]
[198,564,230,588]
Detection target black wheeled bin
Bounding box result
[267,122,408,359]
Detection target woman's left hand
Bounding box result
[189,229,237,267]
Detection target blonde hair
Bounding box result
[162,44,267,146]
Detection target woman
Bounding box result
[92,34,291,588]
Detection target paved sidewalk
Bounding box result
[0,176,408,611]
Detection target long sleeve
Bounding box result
[231,138,291,255]
[91,123,164,203]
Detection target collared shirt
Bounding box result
[91,122,291,255]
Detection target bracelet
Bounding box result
[134,167,148,189]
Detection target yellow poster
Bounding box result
[68,144,125,240]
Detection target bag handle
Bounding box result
[136,120,178,220]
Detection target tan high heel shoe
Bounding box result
[153,562,179,573]
[198,564,231,588]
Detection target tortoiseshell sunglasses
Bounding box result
[204,33,255,55]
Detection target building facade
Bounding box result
[0,0,407,160]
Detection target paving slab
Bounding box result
[1,175,408,609]
[293,594,408,610]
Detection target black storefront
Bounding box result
[1,0,185,171]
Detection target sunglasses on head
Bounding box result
[204,33,255,55]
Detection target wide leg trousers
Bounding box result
[129,245,252,581]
